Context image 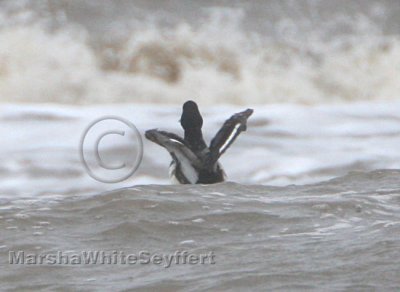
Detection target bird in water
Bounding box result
[145,101,253,184]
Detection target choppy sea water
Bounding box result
[0,0,399,105]
[1,103,400,290]
[1,170,400,290]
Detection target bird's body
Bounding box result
[145,101,253,184]
[169,160,226,184]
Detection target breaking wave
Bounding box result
[0,1,399,105]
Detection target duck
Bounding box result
[145,100,253,184]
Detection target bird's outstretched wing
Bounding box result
[145,129,201,183]
[209,109,253,163]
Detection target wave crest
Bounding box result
[0,10,399,105]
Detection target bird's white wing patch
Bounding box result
[219,123,241,154]
[174,151,198,184]
[170,139,183,145]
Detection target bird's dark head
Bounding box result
[181,100,203,130]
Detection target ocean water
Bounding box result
[0,0,399,105]
[1,0,400,291]
[2,171,400,290]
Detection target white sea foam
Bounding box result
[0,1,399,105]
[1,101,400,198]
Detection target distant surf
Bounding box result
[0,0,399,105]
